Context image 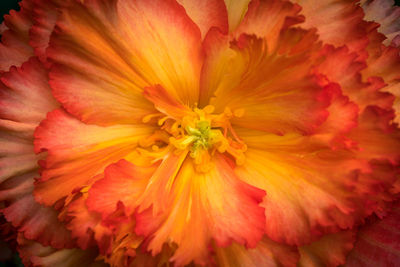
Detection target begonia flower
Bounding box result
[1,0,400,266]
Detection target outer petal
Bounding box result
[17,234,107,267]
[176,0,228,37]
[133,154,266,266]
[295,0,370,58]
[314,45,394,113]
[0,58,72,248]
[361,0,400,45]
[345,202,400,266]
[214,236,299,267]
[48,0,204,126]
[299,231,356,267]
[29,0,60,63]
[0,0,34,71]
[0,172,73,249]
[34,109,154,207]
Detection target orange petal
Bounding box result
[87,159,158,218]
[34,109,154,207]
[143,85,192,120]
[176,0,228,38]
[62,190,112,252]
[235,0,304,46]
[0,0,34,72]
[214,236,299,267]
[135,154,266,266]
[223,0,251,32]
[236,147,363,245]
[207,31,328,135]
[299,231,356,267]
[48,0,204,126]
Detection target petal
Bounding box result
[135,154,266,266]
[345,202,400,266]
[63,191,113,252]
[0,0,34,71]
[361,44,400,123]
[17,234,107,267]
[0,58,69,248]
[299,231,356,267]
[48,0,204,126]
[214,236,299,267]
[235,147,363,245]
[87,159,158,218]
[29,0,60,63]
[33,109,154,207]
[296,0,370,57]
[314,45,395,113]
[206,31,328,135]
[361,0,400,45]
[223,0,251,32]
[0,57,58,125]
[235,0,304,43]
[0,172,73,249]
[176,0,228,37]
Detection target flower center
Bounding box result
[140,105,247,172]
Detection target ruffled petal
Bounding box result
[361,44,400,123]
[299,231,356,267]
[314,45,395,113]
[206,30,328,135]
[235,0,303,43]
[361,0,400,45]
[0,172,73,249]
[29,0,60,63]
[235,147,363,245]
[133,154,266,266]
[296,0,370,58]
[34,109,155,207]
[0,58,71,248]
[0,0,34,71]
[17,234,107,267]
[345,202,400,266]
[87,160,158,218]
[176,0,228,37]
[48,0,204,126]
[214,236,299,267]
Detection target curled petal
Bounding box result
[34,109,154,207]
[299,231,356,267]
[0,0,34,71]
[48,0,204,126]
[134,154,266,266]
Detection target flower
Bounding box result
[1,0,400,266]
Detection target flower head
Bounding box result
[1,0,400,266]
